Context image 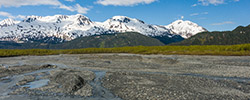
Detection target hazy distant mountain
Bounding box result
[172,25,250,45]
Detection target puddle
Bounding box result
[0,66,54,96]
[19,68,53,89]
[22,79,49,89]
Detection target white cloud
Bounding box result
[74,4,90,14]
[0,11,14,18]
[191,4,198,7]
[202,12,209,14]
[65,0,75,2]
[16,15,26,19]
[194,0,240,6]
[0,11,26,19]
[0,0,90,14]
[58,4,90,14]
[211,21,234,25]
[58,5,75,12]
[198,0,224,5]
[190,13,199,16]
[0,0,61,7]
[96,0,157,6]
[190,12,208,16]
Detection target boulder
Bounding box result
[52,70,86,93]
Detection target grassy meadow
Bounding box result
[0,44,250,57]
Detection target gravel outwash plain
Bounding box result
[0,54,250,100]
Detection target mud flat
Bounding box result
[0,54,250,100]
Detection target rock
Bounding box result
[74,84,93,97]
[16,75,36,86]
[0,64,3,68]
[9,87,28,95]
[40,64,57,69]
[52,70,86,93]
[16,81,28,86]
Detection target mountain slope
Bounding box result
[153,35,184,45]
[165,20,207,38]
[58,32,165,49]
[0,32,165,49]
[173,25,250,45]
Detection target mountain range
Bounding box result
[0,14,206,44]
[1,14,250,49]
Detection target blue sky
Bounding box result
[0,0,249,31]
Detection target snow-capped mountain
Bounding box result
[0,14,111,42]
[165,20,207,38]
[99,16,173,37]
[0,14,205,43]
[0,18,20,28]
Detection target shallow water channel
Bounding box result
[0,63,122,100]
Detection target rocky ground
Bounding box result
[0,54,250,100]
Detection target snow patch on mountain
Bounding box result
[165,20,207,38]
[99,16,173,37]
[0,18,20,28]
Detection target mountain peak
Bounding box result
[174,19,184,23]
[72,14,89,19]
[171,20,197,26]
[23,15,43,23]
[0,18,20,28]
[73,14,92,25]
[109,16,134,23]
[109,16,145,24]
[233,25,250,33]
[54,15,69,19]
[111,16,130,19]
[166,20,207,38]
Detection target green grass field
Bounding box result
[0,44,250,57]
